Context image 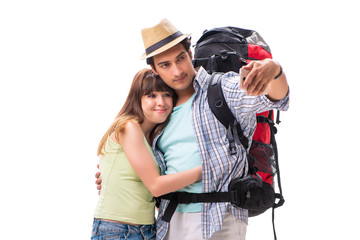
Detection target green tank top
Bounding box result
[94,136,159,224]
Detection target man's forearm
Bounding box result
[267,63,289,101]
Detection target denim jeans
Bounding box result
[91,218,156,240]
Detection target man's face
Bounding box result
[151,44,196,94]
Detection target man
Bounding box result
[97,18,289,240]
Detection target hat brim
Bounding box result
[141,33,191,60]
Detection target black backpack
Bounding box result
[193,26,273,74]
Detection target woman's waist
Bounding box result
[97,218,139,226]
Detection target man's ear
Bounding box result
[189,49,193,60]
[150,64,158,75]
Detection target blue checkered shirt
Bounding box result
[153,67,289,239]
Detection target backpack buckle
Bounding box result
[230,190,241,205]
[227,124,237,155]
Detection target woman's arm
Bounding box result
[117,121,202,197]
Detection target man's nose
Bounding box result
[172,65,182,77]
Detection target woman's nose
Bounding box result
[156,96,165,105]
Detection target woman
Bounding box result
[91,69,202,240]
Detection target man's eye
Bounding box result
[177,55,185,62]
[160,63,169,69]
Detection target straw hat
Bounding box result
[141,18,191,59]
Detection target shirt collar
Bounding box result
[193,66,210,93]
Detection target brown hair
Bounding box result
[146,37,192,69]
[97,68,177,156]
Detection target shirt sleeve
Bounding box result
[221,73,290,115]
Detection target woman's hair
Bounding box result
[97,68,177,156]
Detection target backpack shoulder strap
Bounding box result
[207,73,235,128]
[207,73,249,153]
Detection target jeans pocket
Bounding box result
[93,220,127,240]
[93,231,125,240]
[103,234,125,240]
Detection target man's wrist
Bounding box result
[274,65,283,80]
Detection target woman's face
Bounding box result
[141,91,173,125]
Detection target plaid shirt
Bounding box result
[153,67,290,239]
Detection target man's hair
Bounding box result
[146,37,192,70]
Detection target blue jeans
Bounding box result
[91,218,156,240]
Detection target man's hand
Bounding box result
[95,164,102,195]
[241,59,288,100]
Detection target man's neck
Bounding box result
[175,86,195,106]
[174,69,197,106]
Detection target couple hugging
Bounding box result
[91,18,290,240]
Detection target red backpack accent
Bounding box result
[248,44,273,60]
[253,111,272,144]
[246,46,273,145]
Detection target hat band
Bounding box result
[145,31,183,56]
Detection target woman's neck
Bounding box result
[140,121,156,144]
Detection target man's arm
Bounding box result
[241,59,288,100]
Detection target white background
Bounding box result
[1,0,359,239]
